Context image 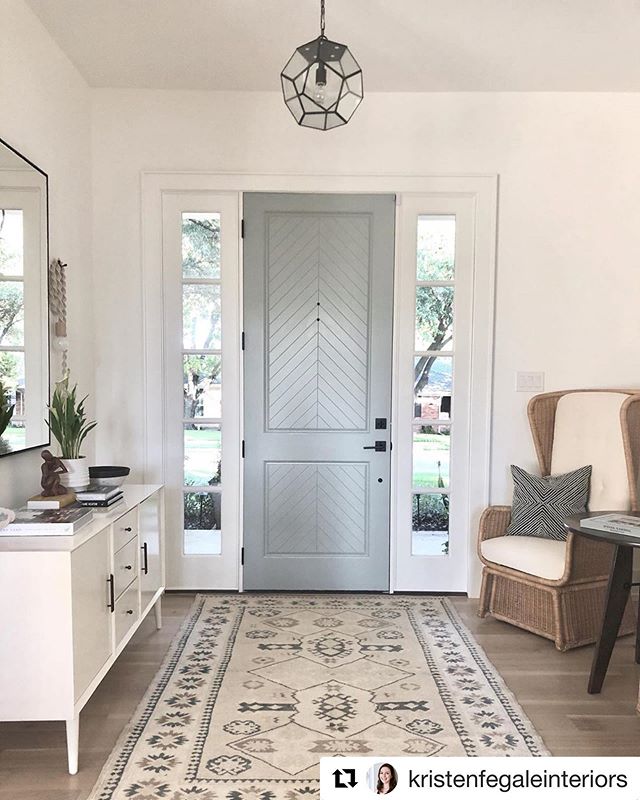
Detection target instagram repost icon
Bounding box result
[333,767,357,789]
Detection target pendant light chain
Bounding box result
[320,0,326,37]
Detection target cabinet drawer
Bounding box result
[113,537,138,599]
[114,579,140,647]
[113,508,138,553]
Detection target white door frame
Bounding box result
[141,173,496,595]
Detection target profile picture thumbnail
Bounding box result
[367,762,398,794]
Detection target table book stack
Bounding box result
[580,513,640,536]
[75,483,124,510]
[2,505,93,535]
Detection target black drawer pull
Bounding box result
[141,542,149,575]
[107,575,115,612]
[123,526,132,532]
[124,565,132,570]
[126,609,134,615]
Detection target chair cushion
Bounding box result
[551,392,630,511]
[481,535,567,581]
[505,464,591,541]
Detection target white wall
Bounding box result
[91,89,640,506]
[0,0,93,508]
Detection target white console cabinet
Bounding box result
[0,485,164,774]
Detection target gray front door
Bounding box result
[243,193,395,590]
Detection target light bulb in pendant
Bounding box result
[313,62,327,104]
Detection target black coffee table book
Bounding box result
[564,510,640,694]
[75,483,123,508]
[77,493,124,508]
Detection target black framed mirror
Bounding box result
[0,137,49,457]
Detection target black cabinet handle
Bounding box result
[141,542,149,575]
[124,526,132,532]
[107,574,115,612]
[124,565,132,570]
[126,609,134,615]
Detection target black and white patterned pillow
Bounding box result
[506,464,592,541]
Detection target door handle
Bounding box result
[363,441,387,452]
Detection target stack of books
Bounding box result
[2,505,93,536]
[580,513,640,536]
[75,484,124,510]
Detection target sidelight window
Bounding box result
[411,216,455,556]
[181,213,223,555]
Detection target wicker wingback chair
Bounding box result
[478,389,640,651]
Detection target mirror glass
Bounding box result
[0,137,49,457]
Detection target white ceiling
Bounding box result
[24,0,640,91]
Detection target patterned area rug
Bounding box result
[89,594,548,800]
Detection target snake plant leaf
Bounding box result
[45,373,97,458]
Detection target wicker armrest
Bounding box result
[564,532,616,583]
[478,505,512,543]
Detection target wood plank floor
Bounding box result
[1,593,639,799]
[451,597,640,756]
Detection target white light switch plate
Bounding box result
[516,371,545,392]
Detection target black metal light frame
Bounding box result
[280,0,364,130]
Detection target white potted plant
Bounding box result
[46,373,97,490]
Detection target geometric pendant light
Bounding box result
[280,0,364,130]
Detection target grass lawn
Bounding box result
[3,424,26,451]
[184,426,221,485]
[413,431,450,488]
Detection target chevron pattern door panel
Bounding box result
[244,193,395,590]
[265,462,368,555]
[267,213,370,431]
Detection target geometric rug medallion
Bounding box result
[89,594,548,800]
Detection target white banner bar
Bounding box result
[320,757,640,799]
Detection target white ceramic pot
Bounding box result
[60,457,90,491]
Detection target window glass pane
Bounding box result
[413,357,452,413]
[1,420,25,453]
[417,215,455,281]
[0,210,24,277]
[182,213,221,279]
[413,393,451,422]
[184,423,221,486]
[415,286,453,351]
[0,282,24,345]
[0,351,24,454]
[183,284,221,349]
[183,491,221,555]
[184,355,221,419]
[0,350,24,407]
[413,424,450,489]
[412,493,449,555]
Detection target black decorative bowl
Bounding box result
[88,466,130,486]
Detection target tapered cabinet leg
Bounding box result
[66,715,79,775]
[154,596,162,630]
[588,544,633,693]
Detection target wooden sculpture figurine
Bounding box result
[40,449,69,497]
